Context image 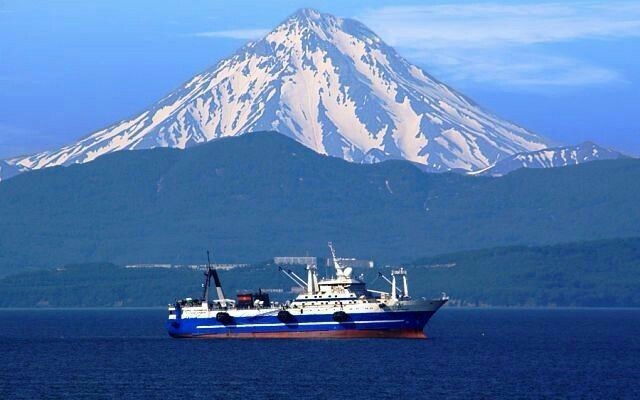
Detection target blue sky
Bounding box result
[1,0,639,158]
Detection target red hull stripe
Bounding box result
[173,329,427,339]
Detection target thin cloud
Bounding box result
[359,2,640,48]
[405,49,623,88]
[192,29,269,40]
[358,1,640,87]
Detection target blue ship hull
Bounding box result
[167,310,436,339]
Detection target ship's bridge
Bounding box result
[285,243,381,305]
[317,278,367,296]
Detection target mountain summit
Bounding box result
[13,8,551,172]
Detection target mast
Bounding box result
[391,273,397,301]
[328,241,344,277]
[379,272,403,297]
[306,263,318,294]
[202,250,213,303]
[203,250,227,308]
[391,268,408,299]
[402,271,409,298]
[211,268,227,308]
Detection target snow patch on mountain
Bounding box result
[474,141,627,176]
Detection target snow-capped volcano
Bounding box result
[13,8,551,172]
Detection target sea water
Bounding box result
[1,308,638,399]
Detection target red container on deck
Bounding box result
[237,293,253,308]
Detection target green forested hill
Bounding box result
[408,237,640,307]
[1,238,639,307]
[0,132,639,275]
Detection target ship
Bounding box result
[167,243,448,339]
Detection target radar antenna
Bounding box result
[328,242,350,278]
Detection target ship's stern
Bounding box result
[166,303,184,338]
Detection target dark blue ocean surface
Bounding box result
[1,308,638,399]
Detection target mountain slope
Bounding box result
[0,161,21,182]
[476,141,627,176]
[13,8,550,173]
[1,132,639,275]
[409,237,640,307]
